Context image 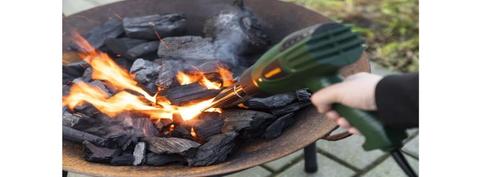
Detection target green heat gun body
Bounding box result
[210,23,408,152]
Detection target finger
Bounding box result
[310,83,345,113]
[336,117,351,129]
[325,111,340,121]
[349,128,360,135]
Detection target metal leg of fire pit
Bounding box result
[303,142,318,173]
[62,170,68,177]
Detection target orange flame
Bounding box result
[63,33,235,121]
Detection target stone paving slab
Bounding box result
[275,153,355,177]
[225,166,272,177]
[316,134,385,170]
[263,151,303,172]
[361,153,418,177]
[402,135,419,158]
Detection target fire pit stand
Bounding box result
[62,0,371,176]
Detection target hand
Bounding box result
[310,72,382,134]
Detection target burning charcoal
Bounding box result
[90,80,113,96]
[110,153,135,166]
[164,83,220,105]
[70,19,124,51]
[132,142,146,166]
[296,89,312,102]
[155,59,187,88]
[144,137,200,154]
[203,0,270,58]
[185,112,223,140]
[125,41,160,60]
[123,13,187,40]
[170,125,191,139]
[63,84,71,96]
[271,102,311,116]
[262,112,296,139]
[104,37,147,57]
[244,92,296,110]
[145,153,185,166]
[157,36,217,61]
[83,140,120,163]
[221,109,275,133]
[130,58,160,85]
[187,132,238,166]
[63,126,106,146]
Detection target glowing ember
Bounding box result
[63,33,235,121]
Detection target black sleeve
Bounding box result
[375,73,419,129]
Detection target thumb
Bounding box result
[310,82,346,113]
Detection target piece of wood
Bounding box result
[184,112,224,140]
[123,13,187,40]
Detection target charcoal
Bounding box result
[114,58,133,71]
[296,89,312,102]
[130,117,159,137]
[154,119,173,130]
[110,153,135,166]
[271,102,311,116]
[145,153,185,166]
[244,92,296,109]
[63,107,97,128]
[203,0,270,58]
[63,61,89,82]
[221,109,275,133]
[157,36,217,61]
[80,67,93,82]
[70,19,124,51]
[169,125,191,139]
[90,80,113,96]
[132,142,146,165]
[164,83,220,105]
[104,37,147,57]
[123,13,187,40]
[187,131,238,166]
[63,84,71,96]
[104,129,139,151]
[83,140,120,163]
[63,126,106,146]
[155,59,187,88]
[125,41,160,60]
[185,112,223,140]
[145,137,200,154]
[130,58,160,84]
[262,112,296,139]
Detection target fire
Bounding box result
[63,33,235,121]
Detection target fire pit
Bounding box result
[62,0,371,176]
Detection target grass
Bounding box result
[285,0,419,72]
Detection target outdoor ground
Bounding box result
[63,0,419,176]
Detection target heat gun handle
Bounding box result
[332,104,406,151]
[308,76,407,151]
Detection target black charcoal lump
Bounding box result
[203,0,270,58]
[154,59,188,88]
[164,83,220,105]
[221,109,275,132]
[244,92,296,109]
[70,19,124,51]
[145,137,200,154]
[157,36,217,61]
[125,41,160,60]
[83,140,120,163]
[187,132,238,166]
[110,153,135,166]
[123,13,187,40]
[262,112,296,139]
[145,153,185,166]
[104,37,147,57]
[132,142,146,166]
[130,58,160,84]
